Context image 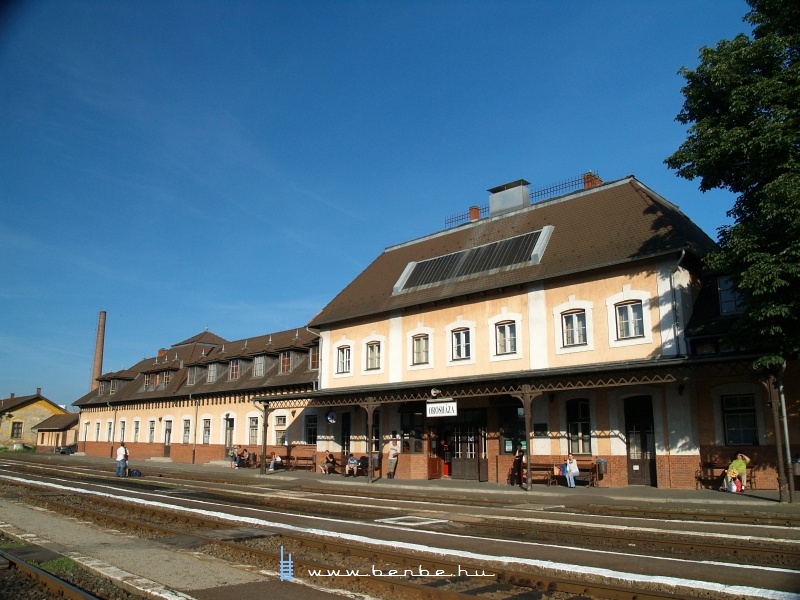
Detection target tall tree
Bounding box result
[666,0,800,368]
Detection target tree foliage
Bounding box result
[665,0,800,367]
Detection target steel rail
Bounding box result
[0,548,101,600]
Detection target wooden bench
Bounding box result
[552,458,599,487]
[696,461,756,490]
[519,463,555,486]
[287,452,316,471]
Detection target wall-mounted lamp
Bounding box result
[430,388,441,398]
[291,409,296,417]
[158,417,162,422]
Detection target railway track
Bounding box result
[0,547,101,600]
[3,471,799,600]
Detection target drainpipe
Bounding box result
[670,249,686,356]
[108,402,117,459]
[191,394,198,465]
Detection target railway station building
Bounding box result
[71,174,798,490]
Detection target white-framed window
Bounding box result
[144,374,152,389]
[413,335,429,364]
[336,346,351,373]
[495,321,516,354]
[249,416,259,446]
[119,420,126,443]
[616,301,644,339]
[275,415,287,445]
[94,422,100,442]
[183,419,191,444]
[106,422,112,442]
[452,328,471,360]
[563,310,587,346]
[718,276,746,315]
[202,419,211,444]
[133,420,140,443]
[366,342,381,370]
[187,366,200,385]
[148,420,155,443]
[207,363,218,383]
[253,355,265,377]
[553,296,594,354]
[446,318,476,365]
[98,381,107,395]
[163,371,171,386]
[407,326,435,371]
[109,380,118,395]
[605,286,652,348]
[229,359,240,380]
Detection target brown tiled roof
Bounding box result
[32,413,79,431]
[309,177,716,327]
[73,327,320,407]
[0,393,61,414]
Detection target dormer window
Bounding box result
[253,355,265,377]
[187,366,201,386]
[144,374,152,389]
[229,359,240,380]
[163,371,171,386]
[109,380,118,395]
[718,276,745,315]
[99,381,108,395]
[308,346,319,370]
[207,363,218,383]
[280,351,291,374]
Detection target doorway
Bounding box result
[438,409,487,481]
[624,395,656,486]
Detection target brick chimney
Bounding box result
[582,171,602,189]
[469,205,481,222]
[36,388,41,396]
[158,348,168,358]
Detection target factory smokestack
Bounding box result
[90,311,106,391]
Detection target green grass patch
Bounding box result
[0,538,26,549]
[32,556,81,576]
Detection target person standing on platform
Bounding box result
[115,442,128,477]
[387,439,400,479]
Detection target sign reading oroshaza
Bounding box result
[426,400,457,417]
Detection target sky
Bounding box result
[0,0,752,408]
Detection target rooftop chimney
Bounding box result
[10,393,14,399]
[582,171,602,189]
[469,205,481,222]
[36,388,41,396]
[158,348,168,358]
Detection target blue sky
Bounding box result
[1,1,751,408]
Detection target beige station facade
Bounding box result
[71,174,799,491]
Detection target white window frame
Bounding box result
[553,296,594,355]
[407,326,435,371]
[229,359,240,380]
[253,355,265,377]
[605,286,652,348]
[361,334,386,375]
[488,310,523,362]
[563,311,587,346]
[332,337,354,378]
[207,363,218,383]
[445,318,476,366]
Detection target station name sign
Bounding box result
[426,399,457,417]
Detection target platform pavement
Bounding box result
[24,451,798,515]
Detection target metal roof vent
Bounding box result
[488,179,530,217]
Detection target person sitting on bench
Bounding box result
[345,453,359,476]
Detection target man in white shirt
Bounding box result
[115,442,128,477]
[387,440,400,479]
